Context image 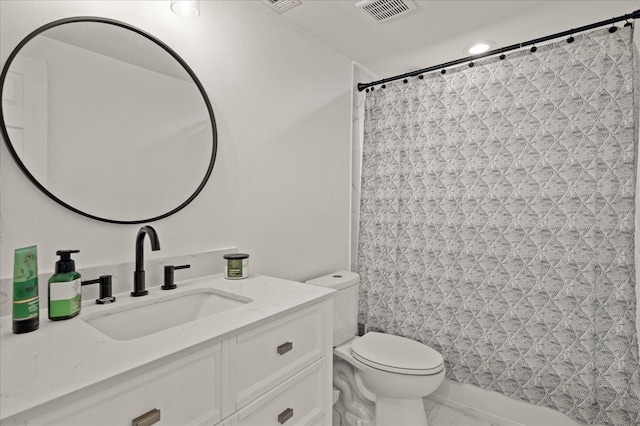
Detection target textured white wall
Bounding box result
[0,1,353,284]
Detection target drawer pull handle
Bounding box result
[132,408,160,426]
[278,407,294,424]
[277,341,293,355]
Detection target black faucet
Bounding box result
[132,226,161,297]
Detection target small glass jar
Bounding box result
[223,253,249,279]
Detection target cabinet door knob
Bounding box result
[278,407,294,424]
[132,408,161,426]
[277,341,293,355]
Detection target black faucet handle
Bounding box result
[162,264,191,290]
[81,275,116,304]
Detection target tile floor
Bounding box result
[424,398,516,426]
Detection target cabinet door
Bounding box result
[235,359,326,426]
[232,304,324,409]
[27,344,225,426]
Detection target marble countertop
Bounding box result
[0,274,335,422]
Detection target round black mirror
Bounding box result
[0,17,217,224]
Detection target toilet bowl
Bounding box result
[335,333,445,425]
[305,272,446,426]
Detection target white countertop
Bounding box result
[0,274,334,422]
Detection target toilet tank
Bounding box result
[305,271,359,346]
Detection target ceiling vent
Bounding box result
[264,0,301,14]
[355,0,416,23]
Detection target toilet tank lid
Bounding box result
[305,271,359,290]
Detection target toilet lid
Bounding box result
[350,332,444,375]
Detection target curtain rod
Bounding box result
[357,9,640,92]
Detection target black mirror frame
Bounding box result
[0,16,217,224]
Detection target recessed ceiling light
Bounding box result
[171,0,200,18]
[467,41,495,55]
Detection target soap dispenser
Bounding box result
[48,250,82,320]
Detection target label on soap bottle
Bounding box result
[49,278,81,318]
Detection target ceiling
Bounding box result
[271,0,639,80]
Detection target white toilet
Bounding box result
[306,271,445,426]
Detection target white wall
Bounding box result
[0,1,353,284]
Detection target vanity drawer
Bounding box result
[27,344,224,426]
[235,359,325,426]
[233,304,324,408]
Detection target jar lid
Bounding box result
[224,253,249,259]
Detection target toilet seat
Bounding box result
[350,332,444,375]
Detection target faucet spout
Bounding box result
[132,226,161,297]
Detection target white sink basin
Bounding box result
[82,288,251,340]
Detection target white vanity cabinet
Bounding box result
[233,359,327,426]
[228,303,330,426]
[5,300,333,426]
[24,343,227,426]
[0,275,335,426]
[233,304,325,408]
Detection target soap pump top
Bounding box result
[55,250,79,273]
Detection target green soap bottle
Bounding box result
[48,250,82,321]
[13,246,40,334]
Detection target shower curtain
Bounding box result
[357,26,640,425]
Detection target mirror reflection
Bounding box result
[1,18,216,223]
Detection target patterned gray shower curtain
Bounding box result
[358,26,640,425]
